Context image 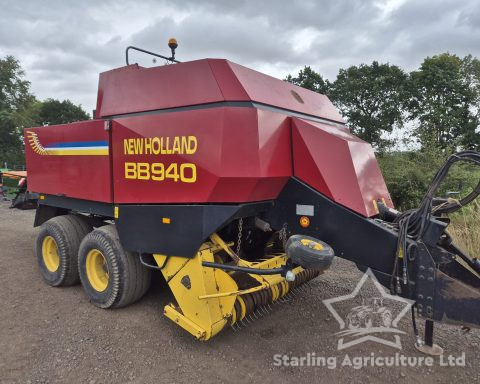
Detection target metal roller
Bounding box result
[230,269,321,326]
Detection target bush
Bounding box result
[378,149,480,211]
[379,149,479,258]
[448,202,480,257]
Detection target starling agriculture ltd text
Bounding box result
[273,352,466,369]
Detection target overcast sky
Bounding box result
[1,0,479,114]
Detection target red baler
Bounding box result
[25,43,480,345]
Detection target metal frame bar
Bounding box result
[125,46,180,65]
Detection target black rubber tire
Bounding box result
[35,214,92,286]
[78,225,152,309]
[285,235,335,270]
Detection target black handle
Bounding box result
[125,46,181,65]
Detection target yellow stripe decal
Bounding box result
[46,148,109,156]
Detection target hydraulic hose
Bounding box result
[391,151,480,293]
[202,261,290,277]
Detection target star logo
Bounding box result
[323,268,414,350]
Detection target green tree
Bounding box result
[405,53,480,150]
[285,66,331,94]
[329,61,407,152]
[36,98,89,126]
[459,55,480,149]
[0,56,36,167]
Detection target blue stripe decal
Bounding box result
[46,140,109,148]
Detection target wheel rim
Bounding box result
[86,249,109,292]
[300,238,324,251]
[42,235,60,272]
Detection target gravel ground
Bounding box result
[0,201,479,383]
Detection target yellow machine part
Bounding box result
[153,242,239,340]
[153,234,318,340]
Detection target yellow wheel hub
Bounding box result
[42,235,60,272]
[300,238,324,251]
[86,249,109,292]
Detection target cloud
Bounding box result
[0,0,479,113]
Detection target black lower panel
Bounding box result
[266,178,400,275]
[433,269,480,327]
[115,202,273,257]
[34,195,114,226]
[36,195,114,219]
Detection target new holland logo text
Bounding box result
[122,135,198,183]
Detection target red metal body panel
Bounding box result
[111,108,291,203]
[24,120,112,202]
[96,60,225,117]
[96,59,344,124]
[292,118,393,217]
[26,58,394,218]
[220,60,344,123]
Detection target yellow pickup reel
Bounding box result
[152,233,334,340]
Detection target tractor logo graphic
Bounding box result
[323,269,414,350]
[26,131,108,156]
[346,297,393,330]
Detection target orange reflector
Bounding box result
[162,217,171,224]
[299,216,310,228]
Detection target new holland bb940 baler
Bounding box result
[25,42,480,346]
